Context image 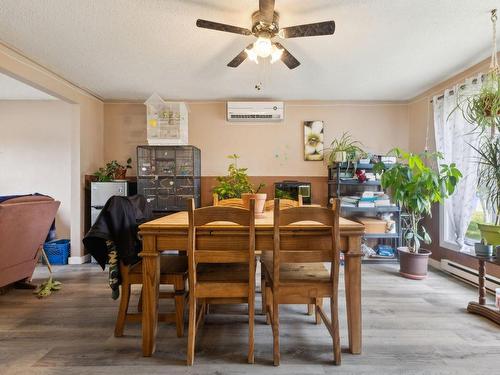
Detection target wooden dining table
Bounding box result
[138,210,365,357]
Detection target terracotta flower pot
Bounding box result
[114,168,127,180]
[241,193,267,217]
[397,247,432,280]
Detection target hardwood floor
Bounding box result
[0,263,498,374]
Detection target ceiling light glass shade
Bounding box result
[270,45,284,64]
[254,36,273,57]
[245,47,259,64]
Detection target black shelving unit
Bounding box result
[328,162,402,263]
[137,145,201,212]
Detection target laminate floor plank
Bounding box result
[0,263,498,375]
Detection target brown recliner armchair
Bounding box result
[0,195,60,288]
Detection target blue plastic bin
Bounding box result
[43,239,70,265]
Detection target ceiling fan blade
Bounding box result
[274,42,300,69]
[259,0,275,24]
[196,19,252,35]
[280,20,335,38]
[227,44,254,68]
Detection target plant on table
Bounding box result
[374,149,462,254]
[213,154,265,199]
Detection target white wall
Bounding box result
[0,100,74,238]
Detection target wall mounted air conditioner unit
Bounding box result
[227,101,284,122]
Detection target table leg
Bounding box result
[344,235,362,354]
[478,259,486,306]
[140,235,160,357]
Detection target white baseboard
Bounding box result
[428,258,441,270]
[68,254,91,264]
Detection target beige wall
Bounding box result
[0,100,73,238]
[0,42,104,259]
[104,101,409,176]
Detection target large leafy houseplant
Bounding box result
[374,149,462,254]
[213,154,264,199]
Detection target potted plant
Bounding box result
[111,158,133,180]
[472,136,500,248]
[374,149,462,279]
[326,132,364,164]
[454,71,500,136]
[452,67,499,249]
[93,158,132,182]
[213,154,266,214]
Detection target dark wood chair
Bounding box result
[114,255,188,338]
[261,198,341,366]
[186,198,256,365]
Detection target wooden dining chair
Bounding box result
[186,198,256,365]
[264,195,303,211]
[212,193,245,208]
[261,198,341,366]
[114,254,188,338]
[261,194,302,315]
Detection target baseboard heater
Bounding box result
[440,259,500,294]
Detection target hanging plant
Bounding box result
[458,71,500,134]
[452,10,500,135]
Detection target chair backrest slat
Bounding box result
[265,195,302,211]
[213,193,245,209]
[273,198,340,266]
[188,198,256,267]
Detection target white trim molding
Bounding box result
[439,202,461,252]
[68,254,91,264]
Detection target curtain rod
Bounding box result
[429,74,486,103]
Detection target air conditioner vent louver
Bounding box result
[227,101,284,122]
[230,114,274,119]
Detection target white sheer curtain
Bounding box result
[433,75,482,251]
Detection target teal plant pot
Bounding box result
[474,243,493,257]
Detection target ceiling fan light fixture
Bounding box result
[245,46,259,64]
[270,44,283,63]
[254,36,273,57]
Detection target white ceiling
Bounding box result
[0,0,498,101]
[0,72,56,100]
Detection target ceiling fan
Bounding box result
[196,0,335,69]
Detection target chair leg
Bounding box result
[174,277,186,338]
[187,294,196,366]
[261,272,266,315]
[248,291,255,364]
[307,304,314,315]
[272,297,280,366]
[315,298,323,325]
[114,283,131,337]
[137,287,143,313]
[330,296,341,365]
[265,285,272,325]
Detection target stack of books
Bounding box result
[340,192,392,208]
[340,196,359,207]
